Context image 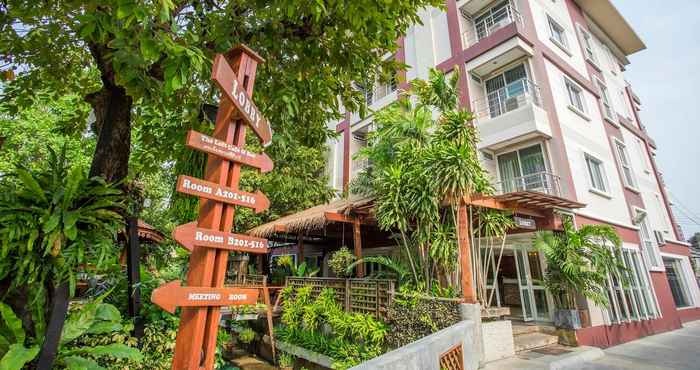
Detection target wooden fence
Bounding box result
[285,277,395,318]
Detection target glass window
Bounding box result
[664,258,692,308]
[585,154,607,193]
[474,1,512,41]
[635,210,662,269]
[596,79,616,121]
[497,144,549,194]
[604,248,659,324]
[565,78,586,113]
[484,64,529,118]
[579,27,598,64]
[548,16,568,50]
[614,140,637,189]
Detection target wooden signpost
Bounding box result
[186,130,273,173]
[151,45,276,370]
[173,221,269,253]
[152,281,259,314]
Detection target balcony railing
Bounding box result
[461,4,522,48]
[495,172,562,197]
[472,79,541,120]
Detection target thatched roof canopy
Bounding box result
[248,195,374,238]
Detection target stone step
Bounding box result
[513,332,559,353]
[512,324,541,336]
[512,323,557,336]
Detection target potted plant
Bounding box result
[534,218,625,334]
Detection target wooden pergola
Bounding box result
[249,195,383,278]
[248,191,584,298]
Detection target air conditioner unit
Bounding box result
[653,230,666,246]
[488,18,511,33]
[504,96,520,112]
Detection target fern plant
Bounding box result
[0,145,124,338]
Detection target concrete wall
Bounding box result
[349,320,477,370]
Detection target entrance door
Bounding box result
[514,247,551,321]
[514,248,535,321]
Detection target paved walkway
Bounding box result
[483,321,700,370]
[576,320,700,370]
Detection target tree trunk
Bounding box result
[36,283,69,370]
[87,83,132,182]
[37,42,134,367]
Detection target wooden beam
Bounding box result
[353,218,364,278]
[458,203,476,303]
[324,211,355,223]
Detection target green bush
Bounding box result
[276,287,387,369]
[238,328,256,344]
[385,288,461,348]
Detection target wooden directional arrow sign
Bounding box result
[212,54,272,146]
[173,221,269,254]
[186,130,273,173]
[176,175,270,213]
[152,281,259,314]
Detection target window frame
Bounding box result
[661,254,699,309]
[603,246,660,325]
[564,77,588,117]
[633,207,664,271]
[547,15,570,53]
[584,153,609,196]
[594,77,616,123]
[577,24,599,68]
[613,138,638,191]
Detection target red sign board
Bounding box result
[186,130,273,173]
[176,175,270,213]
[212,54,272,146]
[151,281,259,314]
[173,221,269,254]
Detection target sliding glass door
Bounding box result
[497,144,548,193]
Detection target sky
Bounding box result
[614,0,700,239]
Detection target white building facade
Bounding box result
[324,0,700,347]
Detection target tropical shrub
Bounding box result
[0,303,40,370]
[54,293,143,369]
[276,287,387,369]
[0,146,124,340]
[276,255,320,278]
[535,218,625,309]
[328,247,356,278]
[238,328,256,344]
[351,69,492,293]
[385,286,461,348]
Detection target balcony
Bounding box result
[495,172,562,197]
[472,79,552,151]
[461,3,522,50]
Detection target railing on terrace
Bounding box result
[472,79,541,120]
[494,171,562,197]
[461,4,522,48]
[286,277,395,318]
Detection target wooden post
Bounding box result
[458,202,477,303]
[171,47,262,370]
[344,279,351,312]
[126,217,144,342]
[298,233,304,264]
[353,218,364,278]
